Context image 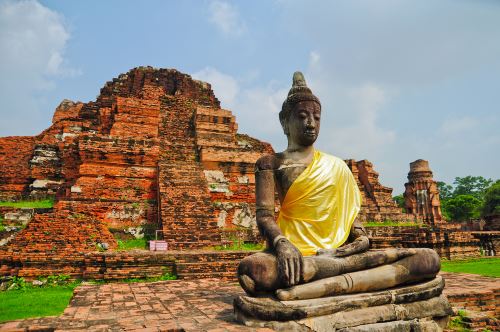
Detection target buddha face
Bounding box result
[285,100,321,147]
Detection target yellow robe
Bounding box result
[277,150,361,256]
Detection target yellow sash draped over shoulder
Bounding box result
[277,150,361,256]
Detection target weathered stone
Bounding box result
[235,294,452,331]
[235,276,445,321]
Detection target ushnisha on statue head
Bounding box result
[279,72,322,148]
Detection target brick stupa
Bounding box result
[0,67,409,263]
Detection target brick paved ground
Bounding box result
[0,273,498,332]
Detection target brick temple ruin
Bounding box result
[0,67,407,247]
[0,67,498,281]
[404,159,443,223]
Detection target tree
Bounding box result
[482,180,500,217]
[437,181,453,201]
[443,194,481,221]
[392,194,406,213]
[453,176,493,200]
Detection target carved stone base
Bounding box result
[234,277,452,332]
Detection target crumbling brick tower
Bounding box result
[404,159,443,223]
[345,159,409,222]
[0,67,273,252]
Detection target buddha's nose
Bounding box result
[306,119,315,129]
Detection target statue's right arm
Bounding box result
[255,155,281,244]
[255,155,303,287]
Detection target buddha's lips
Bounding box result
[304,131,316,137]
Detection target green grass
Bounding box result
[118,272,177,283]
[0,198,54,209]
[441,257,500,278]
[0,285,77,323]
[116,238,148,250]
[363,220,426,227]
[447,309,472,332]
[213,242,264,251]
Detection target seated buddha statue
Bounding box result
[237,72,441,301]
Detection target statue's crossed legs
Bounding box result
[238,248,441,300]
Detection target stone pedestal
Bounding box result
[234,276,452,331]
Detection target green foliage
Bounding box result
[447,309,471,332]
[453,176,493,200]
[213,241,264,251]
[0,198,54,209]
[158,272,177,281]
[437,181,454,201]
[443,194,481,221]
[363,220,426,227]
[392,194,406,213]
[440,257,500,277]
[36,274,72,286]
[438,176,498,222]
[87,271,177,284]
[482,180,500,217]
[0,286,76,322]
[2,274,76,291]
[116,238,147,250]
[4,276,29,291]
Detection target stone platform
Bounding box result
[0,272,497,332]
[234,277,452,331]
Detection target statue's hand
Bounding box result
[317,236,370,258]
[315,247,349,257]
[275,238,303,287]
[316,248,338,257]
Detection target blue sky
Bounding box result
[0,0,499,194]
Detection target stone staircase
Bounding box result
[157,96,221,249]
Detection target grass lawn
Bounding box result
[213,242,264,251]
[363,220,426,227]
[116,238,148,250]
[441,257,500,278]
[0,286,76,323]
[0,199,54,209]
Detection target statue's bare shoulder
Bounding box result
[255,153,282,172]
[256,153,309,203]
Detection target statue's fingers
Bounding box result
[294,256,301,285]
[288,258,295,287]
[283,259,290,286]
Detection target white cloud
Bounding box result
[302,53,396,160]
[192,66,239,108]
[440,116,479,136]
[0,0,80,82]
[208,0,246,37]
[192,66,288,147]
[309,51,321,69]
[325,83,396,159]
[0,0,80,136]
[235,83,288,148]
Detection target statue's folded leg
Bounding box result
[238,248,424,296]
[276,248,440,300]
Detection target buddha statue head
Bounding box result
[279,72,322,147]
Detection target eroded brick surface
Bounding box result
[346,159,409,222]
[404,159,443,222]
